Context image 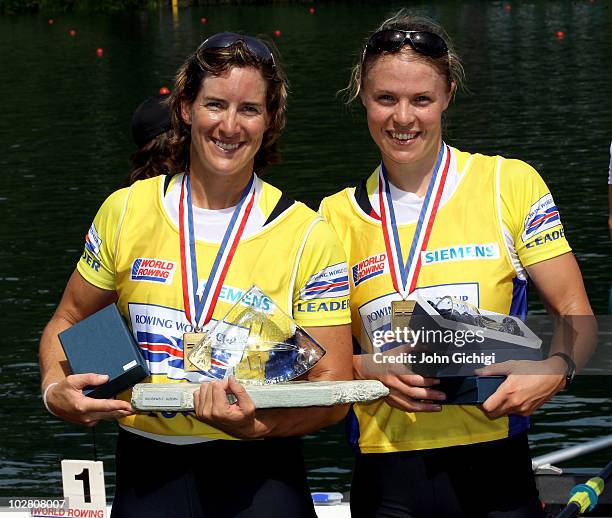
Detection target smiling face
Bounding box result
[180,66,269,181]
[361,51,453,173]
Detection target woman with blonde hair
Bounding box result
[321,11,594,517]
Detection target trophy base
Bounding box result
[131,380,389,412]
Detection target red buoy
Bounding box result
[96,48,104,57]
[68,29,76,37]
[200,17,207,24]
[274,29,281,37]
[503,4,512,11]
[308,7,315,14]
[556,30,565,39]
[48,18,54,25]
[159,86,171,95]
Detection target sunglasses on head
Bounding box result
[197,32,275,68]
[364,29,449,59]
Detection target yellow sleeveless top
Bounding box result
[77,174,350,441]
[320,147,570,453]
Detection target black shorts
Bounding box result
[351,432,545,518]
[110,429,316,518]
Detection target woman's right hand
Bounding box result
[354,354,445,412]
[45,374,134,426]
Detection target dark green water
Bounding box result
[1,1,611,498]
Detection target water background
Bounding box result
[1,1,611,498]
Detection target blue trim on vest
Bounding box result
[508,414,530,437]
[345,405,361,455]
[509,277,528,318]
[509,277,530,437]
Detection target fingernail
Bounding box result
[436,392,446,401]
[433,405,442,411]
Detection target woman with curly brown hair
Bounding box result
[39,33,352,517]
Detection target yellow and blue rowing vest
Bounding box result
[320,147,570,453]
[78,174,350,442]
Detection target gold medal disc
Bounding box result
[183,332,208,372]
[391,299,416,333]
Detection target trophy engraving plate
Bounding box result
[141,390,183,408]
[391,299,416,332]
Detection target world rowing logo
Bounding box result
[522,194,562,242]
[351,254,387,287]
[131,258,176,284]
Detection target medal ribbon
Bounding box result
[378,143,451,299]
[179,173,256,330]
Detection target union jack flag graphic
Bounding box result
[300,263,350,300]
[524,205,560,237]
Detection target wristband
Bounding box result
[42,382,59,416]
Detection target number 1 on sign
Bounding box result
[74,467,92,504]
[61,459,106,512]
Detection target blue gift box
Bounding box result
[58,304,150,399]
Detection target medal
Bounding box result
[178,173,256,372]
[379,143,451,333]
[391,299,416,333]
[182,332,209,372]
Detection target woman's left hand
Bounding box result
[476,357,567,419]
[193,376,260,439]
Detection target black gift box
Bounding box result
[59,304,150,399]
[405,294,542,379]
[437,376,506,404]
[396,294,542,404]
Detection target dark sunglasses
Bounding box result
[197,32,275,68]
[364,29,448,59]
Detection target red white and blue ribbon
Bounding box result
[378,142,451,299]
[179,173,256,330]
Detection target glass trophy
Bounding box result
[188,285,326,384]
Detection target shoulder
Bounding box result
[259,177,283,202]
[102,175,166,213]
[322,187,355,206]
[320,187,357,217]
[306,216,345,246]
[129,174,167,196]
[257,178,325,232]
[499,157,541,181]
[497,157,550,205]
[97,186,131,218]
[447,145,498,173]
[454,147,544,191]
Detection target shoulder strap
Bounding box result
[354,177,374,215]
[163,174,173,196]
[264,193,295,226]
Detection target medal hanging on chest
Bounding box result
[378,143,451,333]
[178,173,256,371]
